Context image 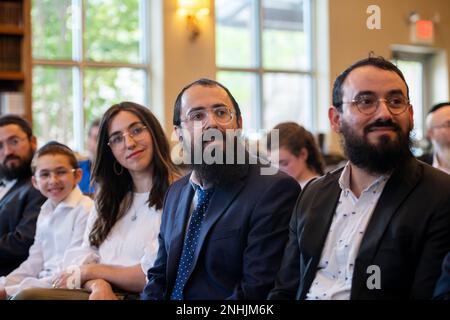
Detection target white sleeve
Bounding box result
[62,205,99,268]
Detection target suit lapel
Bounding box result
[166,180,195,283]
[185,164,249,281]
[0,179,24,208]
[351,158,422,298]
[299,171,342,298]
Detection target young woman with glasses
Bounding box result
[14,102,179,300]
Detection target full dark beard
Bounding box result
[187,134,248,187]
[0,153,33,180]
[341,119,413,175]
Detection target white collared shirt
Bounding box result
[63,192,161,278]
[0,186,93,297]
[432,153,450,175]
[306,162,390,300]
[0,179,17,201]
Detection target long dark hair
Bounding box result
[89,102,178,247]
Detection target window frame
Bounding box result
[32,0,152,151]
[215,0,315,131]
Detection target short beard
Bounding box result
[0,154,33,180]
[341,119,413,175]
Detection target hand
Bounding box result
[0,288,7,300]
[52,271,72,289]
[88,279,118,300]
[52,265,93,289]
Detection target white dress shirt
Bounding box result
[432,153,450,175]
[0,186,93,297]
[63,192,162,279]
[0,179,17,201]
[306,162,390,300]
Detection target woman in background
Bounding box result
[267,122,324,189]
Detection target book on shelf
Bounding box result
[0,91,24,115]
[0,2,23,27]
[0,35,21,71]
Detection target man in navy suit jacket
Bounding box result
[141,79,301,300]
[0,115,46,276]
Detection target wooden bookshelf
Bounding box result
[0,71,25,80]
[0,26,24,35]
[0,0,31,122]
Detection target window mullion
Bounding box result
[72,0,84,152]
[254,0,263,131]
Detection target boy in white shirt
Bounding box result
[0,141,93,299]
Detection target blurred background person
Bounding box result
[267,122,325,188]
[420,102,450,175]
[78,119,100,196]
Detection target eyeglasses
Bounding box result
[181,106,235,125]
[35,168,76,182]
[0,136,28,151]
[107,124,148,149]
[343,94,410,115]
[432,121,450,130]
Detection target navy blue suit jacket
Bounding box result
[0,177,46,276]
[434,252,450,299]
[141,163,301,300]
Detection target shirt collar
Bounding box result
[41,185,84,212]
[338,161,390,195]
[189,171,214,191]
[0,179,17,188]
[433,153,450,175]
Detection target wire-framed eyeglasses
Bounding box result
[343,94,410,115]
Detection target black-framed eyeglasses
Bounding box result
[343,94,410,115]
[107,124,148,149]
[181,106,235,125]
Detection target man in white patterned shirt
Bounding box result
[269,56,450,300]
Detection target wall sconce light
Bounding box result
[177,0,210,42]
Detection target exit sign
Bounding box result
[411,20,434,45]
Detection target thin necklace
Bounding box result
[131,197,149,222]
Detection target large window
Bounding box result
[215,0,313,132]
[32,0,150,150]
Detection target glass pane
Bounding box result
[262,0,309,70]
[33,66,74,147]
[84,68,146,125]
[396,60,424,140]
[32,0,73,60]
[263,73,311,130]
[85,0,141,63]
[216,0,255,68]
[217,71,258,131]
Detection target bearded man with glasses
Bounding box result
[0,115,46,276]
[419,102,450,175]
[269,57,450,300]
[141,78,301,300]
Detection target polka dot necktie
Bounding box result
[170,186,214,300]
